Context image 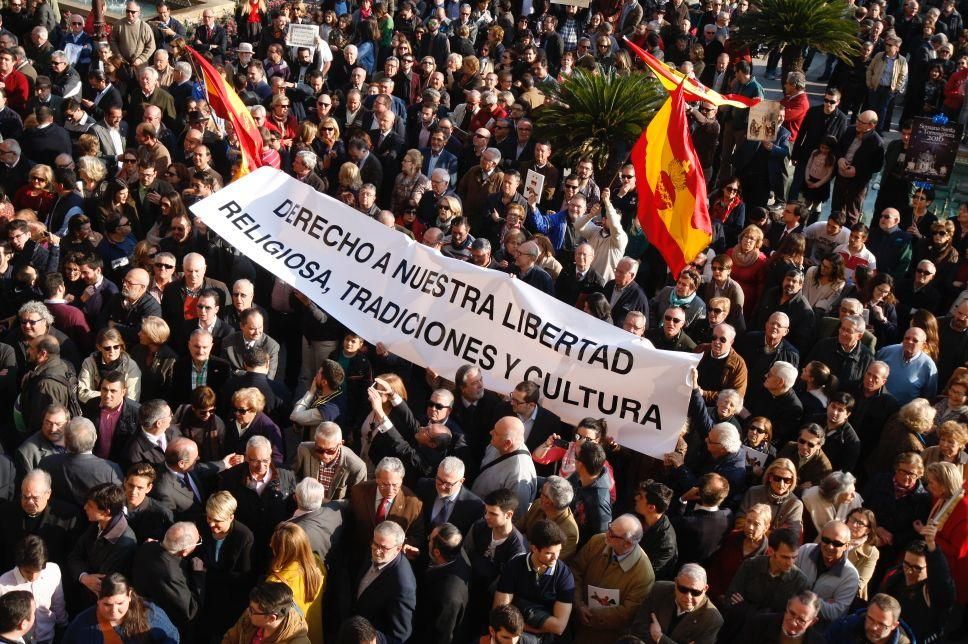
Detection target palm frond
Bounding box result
[535,70,665,180]
[734,0,861,62]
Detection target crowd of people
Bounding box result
[0,0,964,642]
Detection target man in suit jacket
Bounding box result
[190,11,227,58]
[38,418,122,509]
[670,473,733,565]
[555,244,605,307]
[288,478,344,567]
[347,138,384,192]
[170,329,232,405]
[420,131,459,188]
[413,522,471,644]
[130,522,201,638]
[220,310,281,379]
[159,254,230,325]
[120,400,181,473]
[630,568,724,644]
[348,458,424,558]
[98,268,161,347]
[494,381,565,452]
[174,288,232,356]
[353,521,418,644]
[732,116,791,211]
[289,422,366,501]
[415,458,485,536]
[448,364,502,470]
[603,257,650,327]
[152,437,223,524]
[82,71,123,122]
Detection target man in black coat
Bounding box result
[369,419,451,487]
[170,329,232,405]
[603,257,650,327]
[0,469,80,570]
[123,463,173,543]
[448,365,502,473]
[789,88,849,202]
[189,10,227,59]
[751,270,815,353]
[131,522,202,638]
[831,110,885,226]
[494,380,565,453]
[738,592,827,643]
[21,106,71,166]
[555,243,604,307]
[415,459,485,536]
[119,400,182,473]
[82,374,141,465]
[97,268,161,346]
[175,288,234,356]
[744,361,804,445]
[669,472,733,565]
[38,418,122,509]
[734,312,801,387]
[413,522,471,644]
[152,437,223,524]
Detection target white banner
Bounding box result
[191,168,699,458]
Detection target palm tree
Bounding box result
[733,0,861,82]
[535,70,665,186]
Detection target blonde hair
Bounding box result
[745,502,772,524]
[206,491,238,522]
[898,398,937,433]
[232,387,266,412]
[28,164,53,184]
[939,421,968,449]
[925,461,964,497]
[765,457,798,490]
[139,316,170,345]
[320,117,340,140]
[339,162,362,191]
[296,121,317,147]
[739,224,764,243]
[269,523,324,602]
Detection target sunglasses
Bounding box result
[708,307,725,315]
[314,445,339,455]
[154,262,175,269]
[798,438,819,448]
[749,425,768,434]
[821,536,847,548]
[664,315,684,323]
[233,407,253,415]
[101,345,122,351]
[676,584,704,597]
[823,98,838,105]
[711,335,728,342]
[620,174,634,179]
[771,474,793,484]
[915,268,935,275]
[427,402,451,410]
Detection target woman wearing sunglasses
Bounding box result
[78,327,142,403]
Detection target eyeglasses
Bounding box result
[821,536,847,548]
[902,560,926,572]
[154,262,175,270]
[798,438,819,448]
[663,315,684,323]
[20,318,42,326]
[314,444,339,455]
[564,184,579,189]
[847,516,869,529]
[676,584,704,597]
[435,476,460,489]
[371,541,397,553]
[427,402,451,410]
[233,407,253,415]
[122,157,137,163]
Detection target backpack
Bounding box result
[50,366,83,419]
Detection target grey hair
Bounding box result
[294,478,325,511]
[66,417,97,453]
[790,590,821,615]
[376,456,406,477]
[162,522,200,554]
[482,147,502,162]
[296,149,318,168]
[768,311,790,327]
[614,513,644,542]
[438,456,465,478]
[771,361,798,390]
[745,502,772,523]
[677,563,708,586]
[344,44,358,56]
[431,388,455,406]
[249,105,267,118]
[139,399,172,431]
[175,61,192,77]
[374,520,405,546]
[716,389,743,409]
[22,469,51,490]
[842,313,866,333]
[19,301,54,326]
[246,435,272,454]
[431,168,450,182]
[711,423,741,454]
[183,252,205,268]
[140,66,159,81]
[819,471,856,502]
[50,49,67,62]
[233,278,254,292]
[786,71,806,89]
[314,421,342,441]
[542,475,574,509]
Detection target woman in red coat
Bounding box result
[726,223,767,319]
[920,461,968,606]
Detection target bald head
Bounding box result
[491,416,525,453]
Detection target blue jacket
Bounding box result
[527,203,572,250]
[825,609,915,643]
[62,602,179,643]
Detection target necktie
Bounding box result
[432,498,452,526]
[376,496,392,521]
[180,474,199,502]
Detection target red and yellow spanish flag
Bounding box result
[633,83,712,276]
[186,46,263,177]
[624,37,760,109]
